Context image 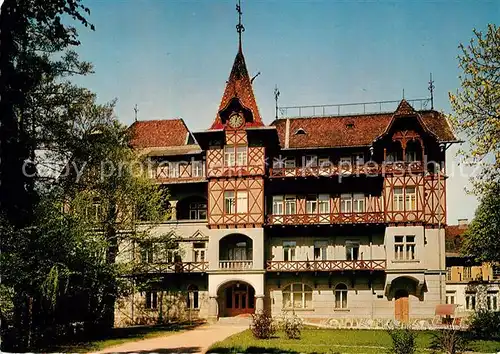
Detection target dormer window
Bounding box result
[295,128,306,135]
[346,123,355,129]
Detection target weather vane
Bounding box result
[236,0,245,48]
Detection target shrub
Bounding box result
[282,312,304,339]
[430,329,469,354]
[250,311,275,339]
[468,310,500,340]
[386,326,416,354]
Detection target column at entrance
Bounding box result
[208,296,218,323]
[255,295,265,313]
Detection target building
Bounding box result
[114,21,460,328]
[445,219,500,314]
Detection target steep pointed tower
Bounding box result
[193,1,271,321]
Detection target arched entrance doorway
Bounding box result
[217,281,255,317]
[395,289,409,322]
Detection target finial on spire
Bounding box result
[428,72,435,109]
[274,85,280,119]
[134,104,139,122]
[236,0,245,50]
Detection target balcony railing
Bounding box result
[269,161,424,178]
[266,259,386,272]
[219,260,253,270]
[155,164,206,184]
[132,261,208,274]
[268,212,385,225]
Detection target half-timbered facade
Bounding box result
[114,35,458,328]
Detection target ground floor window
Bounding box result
[187,285,199,309]
[487,291,498,311]
[283,283,312,309]
[446,291,456,305]
[465,292,476,310]
[335,284,348,309]
[145,291,158,310]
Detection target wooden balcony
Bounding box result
[266,259,386,272]
[267,212,385,226]
[269,161,424,178]
[155,164,206,184]
[219,260,253,270]
[132,261,208,275]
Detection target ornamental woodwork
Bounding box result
[130,261,208,275]
[208,177,264,227]
[383,175,425,223]
[423,175,446,225]
[266,259,386,272]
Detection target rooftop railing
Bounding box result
[278,98,431,118]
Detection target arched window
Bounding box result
[405,140,422,162]
[283,283,312,309]
[335,283,348,309]
[187,284,199,309]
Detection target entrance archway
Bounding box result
[395,289,409,322]
[217,281,255,317]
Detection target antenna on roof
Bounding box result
[274,85,280,120]
[428,72,435,110]
[134,104,139,122]
[236,0,245,50]
[402,88,405,99]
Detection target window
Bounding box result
[283,283,312,309]
[236,146,247,166]
[306,195,317,214]
[169,162,179,178]
[354,154,364,166]
[189,202,207,220]
[141,243,154,263]
[341,194,364,213]
[335,284,348,309]
[353,193,365,212]
[394,235,416,261]
[318,157,331,168]
[192,160,203,177]
[339,156,352,165]
[193,242,206,262]
[225,191,247,214]
[224,146,236,167]
[305,155,318,167]
[285,158,296,169]
[341,194,353,213]
[285,195,296,215]
[283,241,296,261]
[406,149,417,162]
[463,266,472,281]
[466,292,476,310]
[346,241,359,261]
[272,195,284,215]
[187,285,199,309]
[145,291,158,310]
[86,201,103,223]
[405,187,416,211]
[318,194,330,214]
[446,291,456,305]
[236,191,248,213]
[393,187,404,211]
[224,191,235,214]
[487,292,498,311]
[446,267,452,281]
[314,240,328,261]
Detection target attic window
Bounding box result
[346,122,355,129]
[295,128,306,135]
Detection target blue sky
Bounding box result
[73,0,499,224]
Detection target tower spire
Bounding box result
[236,0,245,51]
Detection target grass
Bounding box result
[208,328,500,354]
[40,320,204,353]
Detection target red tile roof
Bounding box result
[210,48,264,130]
[445,224,468,254]
[129,119,191,148]
[271,104,456,149]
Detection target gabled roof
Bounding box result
[271,101,457,149]
[129,119,197,149]
[210,48,264,130]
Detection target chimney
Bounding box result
[458,218,468,229]
[284,119,290,149]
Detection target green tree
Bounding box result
[449,24,500,194]
[461,183,500,263]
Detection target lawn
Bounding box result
[208,328,500,354]
[40,321,204,353]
